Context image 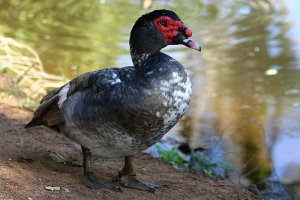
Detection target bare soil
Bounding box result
[0,77,260,200]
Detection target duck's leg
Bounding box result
[81,146,121,192]
[117,156,167,192]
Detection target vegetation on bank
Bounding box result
[157,146,233,179]
[0,35,66,100]
[0,35,67,110]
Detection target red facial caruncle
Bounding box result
[153,16,192,44]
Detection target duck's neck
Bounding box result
[130,48,153,70]
[129,30,166,70]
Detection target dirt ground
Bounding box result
[0,82,260,200]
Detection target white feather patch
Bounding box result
[110,73,121,84]
[58,83,70,108]
[158,71,192,128]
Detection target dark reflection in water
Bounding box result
[1,0,300,199]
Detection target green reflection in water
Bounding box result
[0,0,140,77]
[223,1,296,183]
[177,0,299,193]
[211,1,295,183]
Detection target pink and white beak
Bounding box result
[172,27,201,52]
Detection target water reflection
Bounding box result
[1,0,300,199]
[0,0,140,76]
[176,0,300,198]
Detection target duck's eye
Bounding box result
[159,20,167,27]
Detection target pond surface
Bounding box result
[1,0,300,199]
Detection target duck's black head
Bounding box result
[129,9,201,56]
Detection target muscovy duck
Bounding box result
[25,9,201,192]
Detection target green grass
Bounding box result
[18,97,39,111]
[157,146,186,170]
[0,85,39,111]
[0,86,19,96]
[156,145,233,179]
[0,66,7,73]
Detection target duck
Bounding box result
[25,9,201,192]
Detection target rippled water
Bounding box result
[1,0,300,199]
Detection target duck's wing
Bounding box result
[25,68,126,129]
[24,87,64,129]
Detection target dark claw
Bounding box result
[118,173,167,192]
[144,181,168,189]
[83,173,122,192]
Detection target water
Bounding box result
[1,0,300,198]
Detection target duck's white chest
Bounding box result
[156,71,192,129]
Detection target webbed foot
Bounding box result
[83,173,121,192]
[117,156,168,192]
[118,172,167,192]
[81,146,121,192]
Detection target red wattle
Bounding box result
[185,29,192,37]
[171,31,178,37]
[153,16,192,44]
